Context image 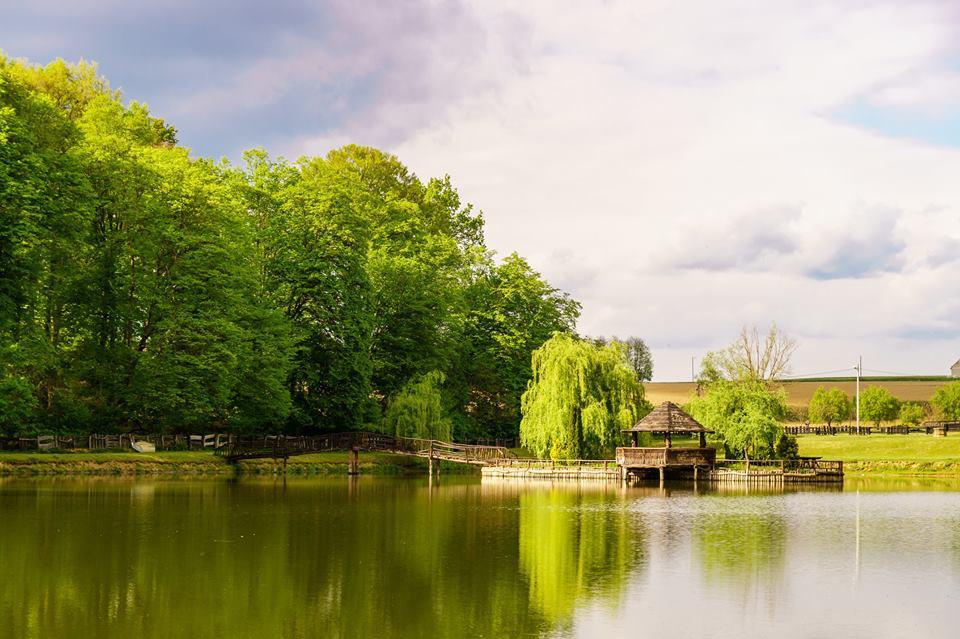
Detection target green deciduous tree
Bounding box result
[898,401,925,428]
[0,56,581,438]
[454,255,580,440]
[688,381,787,460]
[859,387,900,426]
[932,382,960,421]
[383,370,452,441]
[594,336,653,381]
[520,333,649,460]
[808,386,849,427]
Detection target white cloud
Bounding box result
[384,0,960,379]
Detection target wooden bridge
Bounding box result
[214,431,516,472]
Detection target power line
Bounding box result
[862,368,942,377]
[780,368,855,380]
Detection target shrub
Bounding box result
[931,382,960,421]
[898,402,925,427]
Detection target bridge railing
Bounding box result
[216,431,515,463]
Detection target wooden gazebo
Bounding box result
[623,401,712,448]
[616,401,716,480]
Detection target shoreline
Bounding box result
[3,451,960,478]
[0,451,479,477]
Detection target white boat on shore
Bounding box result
[131,441,156,453]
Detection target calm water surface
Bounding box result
[2,476,960,638]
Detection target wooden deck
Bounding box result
[481,458,620,480]
[616,447,716,469]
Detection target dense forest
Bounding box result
[0,57,582,439]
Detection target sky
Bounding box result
[3,0,959,380]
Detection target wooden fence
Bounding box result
[3,433,244,452]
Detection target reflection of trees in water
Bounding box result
[518,486,644,628]
[693,506,787,603]
[0,479,644,639]
[285,480,550,638]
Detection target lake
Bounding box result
[1,476,959,638]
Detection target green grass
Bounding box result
[797,434,960,462]
[797,434,960,475]
[0,449,472,476]
[0,451,213,463]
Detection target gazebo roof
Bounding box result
[623,401,712,433]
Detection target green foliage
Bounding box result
[0,375,36,436]
[0,56,579,437]
[808,386,849,427]
[688,381,787,460]
[594,336,653,381]
[774,433,799,460]
[454,255,580,439]
[859,387,901,426]
[931,382,960,421]
[520,334,648,460]
[898,402,925,427]
[383,371,452,441]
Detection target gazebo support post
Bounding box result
[699,432,706,448]
[665,432,672,448]
[631,432,639,447]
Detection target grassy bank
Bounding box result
[797,434,960,475]
[0,450,477,477]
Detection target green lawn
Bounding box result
[0,450,216,463]
[797,434,960,462]
[0,449,467,476]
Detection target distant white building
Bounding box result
[953,359,960,378]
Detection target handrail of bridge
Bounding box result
[215,431,517,464]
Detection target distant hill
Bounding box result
[644,378,954,408]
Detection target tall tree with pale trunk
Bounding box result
[702,323,797,382]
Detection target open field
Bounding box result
[645,378,955,408]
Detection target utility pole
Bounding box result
[854,355,862,435]
[691,356,695,382]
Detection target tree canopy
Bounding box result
[808,386,849,427]
[520,334,649,460]
[687,380,788,460]
[898,402,925,428]
[932,382,960,421]
[0,56,579,439]
[859,387,900,426]
[593,336,653,381]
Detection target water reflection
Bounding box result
[1,477,960,638]
[517,484,643,628]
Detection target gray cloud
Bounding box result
[672,206,800,271]
[805,209,906,280]
[0,0,527,158]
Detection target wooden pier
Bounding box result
[481,459,620,480]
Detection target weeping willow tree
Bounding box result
[520,333,649,459]
[383,370,452,441]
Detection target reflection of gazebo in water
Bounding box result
[616,401,717,482]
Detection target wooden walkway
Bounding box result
[215,431,515,467]
[216,433,842,484]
